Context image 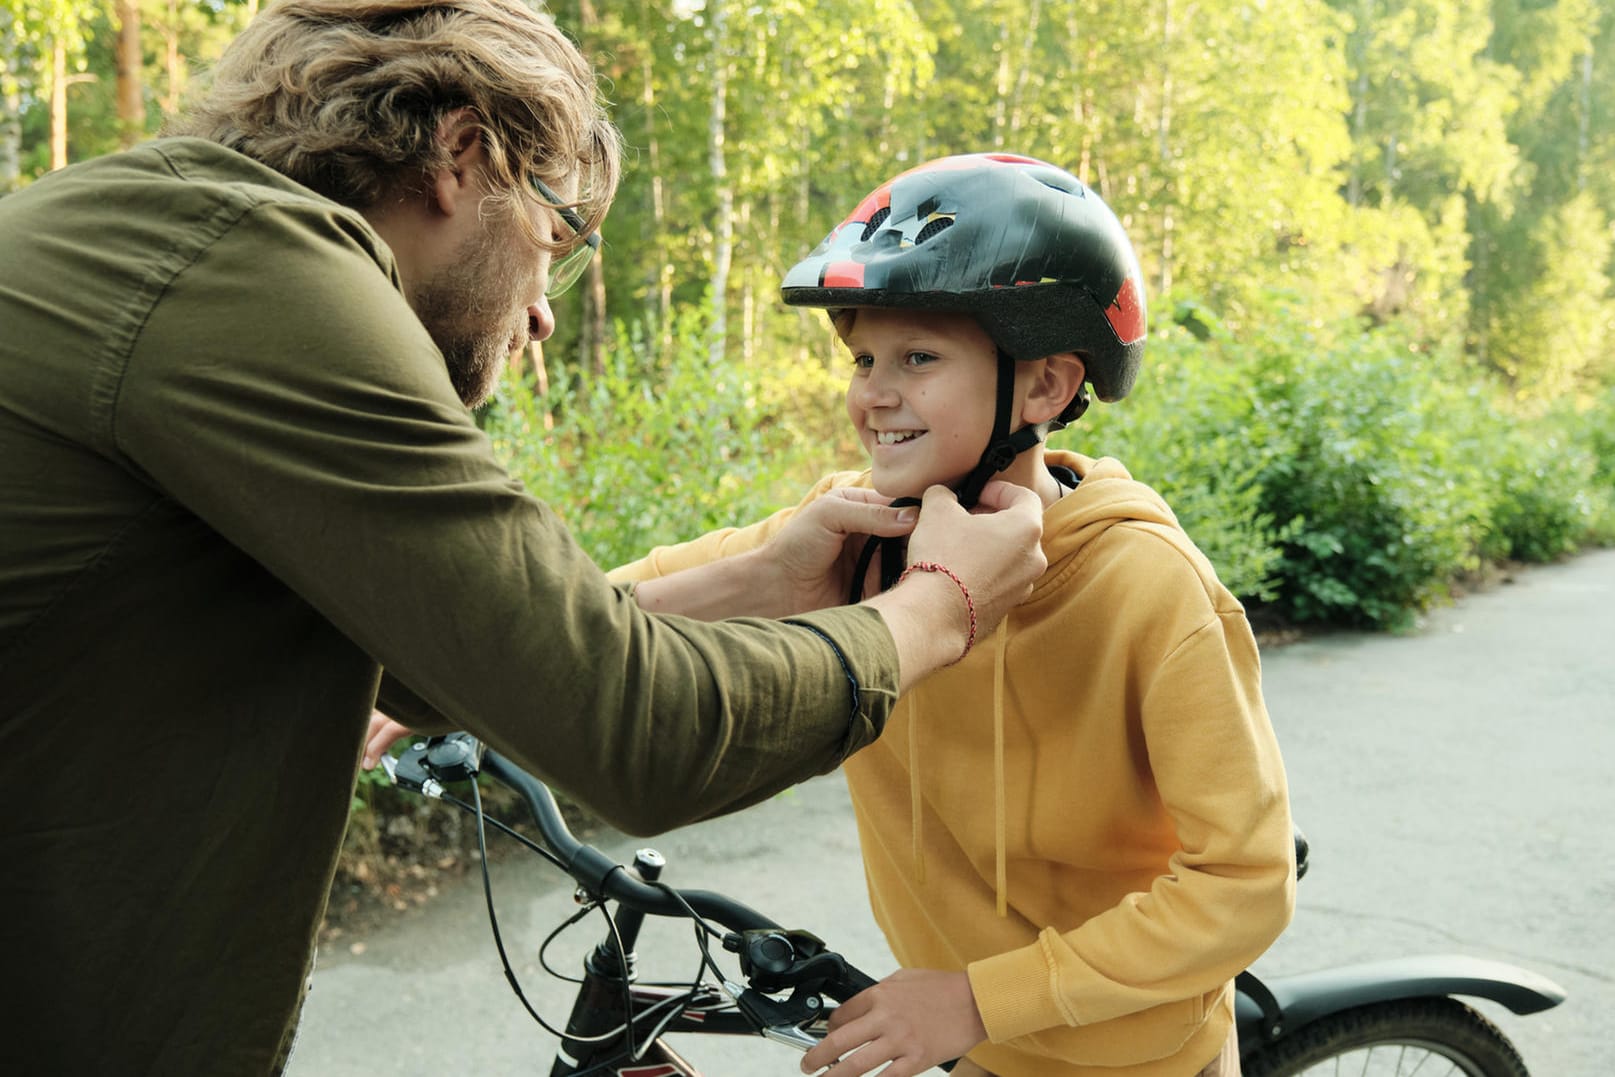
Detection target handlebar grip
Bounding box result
[825,964,878,1002]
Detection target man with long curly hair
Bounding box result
[0,3,1047,1071]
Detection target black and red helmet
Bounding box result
[781,153,1146,404]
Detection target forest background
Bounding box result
[6,0,1615,908]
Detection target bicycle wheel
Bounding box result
[1243,997,1531,1077]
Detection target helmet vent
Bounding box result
[915,216,955,244]
[859,206,891,241]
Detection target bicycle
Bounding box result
[386,734,1565,1076]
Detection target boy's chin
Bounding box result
[870,470,964,501]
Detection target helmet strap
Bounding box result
[954,348,1044,509]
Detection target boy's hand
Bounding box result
[361,710,413,770]
[800,968,987,1077]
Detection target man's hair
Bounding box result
[167,0,621,248]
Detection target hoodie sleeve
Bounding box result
[607,471,863,582]
[967,529,1295,1045]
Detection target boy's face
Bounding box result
[841,308,1003,498]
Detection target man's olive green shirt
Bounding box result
[0,139,898,1074]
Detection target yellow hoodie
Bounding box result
[610,451,1295,1076]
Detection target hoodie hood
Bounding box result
[1037,451,1181,580]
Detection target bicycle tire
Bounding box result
[1243,996,1531,1077]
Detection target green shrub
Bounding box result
[1074,312,1294,602]
[1484,399,1612,561]
[1248,318,1491,630]
[483,307,827,570]
[1574,385,1615,546]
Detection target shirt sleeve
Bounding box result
[110,197,899,835]
[968,545,1295,1041]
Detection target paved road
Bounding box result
[289,549,1615,1075]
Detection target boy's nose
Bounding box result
[852,366,901,408]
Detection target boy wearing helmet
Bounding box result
[610,154,1294,1077]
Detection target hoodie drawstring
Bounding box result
[905,693,925,884]
[992,617,1009,917]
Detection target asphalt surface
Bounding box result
[288,548,1615,1076]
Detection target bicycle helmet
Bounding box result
[783,153,1147,589]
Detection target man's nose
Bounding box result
[528,296,555,343]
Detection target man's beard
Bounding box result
[411,225,528,408]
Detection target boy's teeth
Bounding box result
[877,431,921,445]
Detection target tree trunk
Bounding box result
[708,0,732,365]
[582,259,607,378]
[640,0,673,361]
[51,39,68,171]
[1578,49,1593,192]
[115,0,144,148]
[1066,12,1089,182]
[1347,0,1371,208]
[1381,129,1396,209]
[0,10,21,193]
[573,0,606,378]
[1157,0,1175,296]
[1008,0,1043,139]
[992,20,1012,148]
[162,0,184,119]
[527,343,555,431]
[740,199,754,365]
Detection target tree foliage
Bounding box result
[6,0,1615,618]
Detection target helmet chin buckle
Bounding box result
[982,442,1018,472]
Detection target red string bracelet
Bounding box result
[897,560,977,664]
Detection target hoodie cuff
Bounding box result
[967,933,1072,1042]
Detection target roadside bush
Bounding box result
[1484,400,1612,562]
[1074,310,1293,601]
[1248,317,1491,630]
[1574,385,1615,546]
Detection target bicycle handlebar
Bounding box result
[476,749,785,933]
[387,732,934,1064]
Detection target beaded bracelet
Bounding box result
[897,560,977,664]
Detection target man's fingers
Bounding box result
[969,477,1043,515]
[816,488,918,538]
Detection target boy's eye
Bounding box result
[907,351,940,366]
[852,353,874,370]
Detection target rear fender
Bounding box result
[1236,955,1566,1047]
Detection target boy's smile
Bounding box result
[841,307,1084,506]
[842,308,1003,498]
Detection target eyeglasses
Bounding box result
[530,175,601,297]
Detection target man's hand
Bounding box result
[634,488,918,621]
[361,710,413,770]
[905,480,1046,630]
[866,481,1045,689]
[799,969,988,1077]
[765,487,918,613]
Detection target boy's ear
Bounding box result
[1020,352,1088,426]
[427,107,488,217]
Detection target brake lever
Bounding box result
[721,981,830,1050]
[385,733,484,798]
